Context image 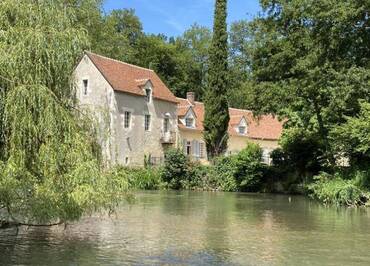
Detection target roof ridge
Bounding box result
[85,51,155,72]
[176,97,204,105]
[229,107,253,113]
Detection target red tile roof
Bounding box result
[85,51,178,103]
[177,98,283,140]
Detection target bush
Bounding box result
[354,169,370,190]
[212,143,265,192]
[233,143,264,191]
[308,172,369,206]
[213,156,238,191]
[278,127,324,177]
[182,162,214,190]
[127,167,162,190]
[106,166,162,190]
[161,148,189,189]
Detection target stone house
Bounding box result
[177,92,283,164]
[74,51,178,166]
[74,52,283,166]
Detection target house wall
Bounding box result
[228,136,279,154]
[74,55,177,166]
[178,128,279,163]
[74,54,114,162]
[113,90,177,166]
[179,129,208,164]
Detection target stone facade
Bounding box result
[73,52,283,167]
[74,54,177,166]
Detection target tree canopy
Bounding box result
[0,0,127,226]
[203,0,230,158]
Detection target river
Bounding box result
[1,191,370,265]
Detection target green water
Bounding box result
[1,191,370,265]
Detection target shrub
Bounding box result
[127,167,162,190]
[308,172,369,206]
[213,156,238,191]
[161,148,189,189]
[279,127,324,177]
[212,143,265,192]
[182,162,213,190]
[105,166,162,191]
[233,143,264,191]
[354,169,370,190]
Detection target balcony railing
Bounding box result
[160,131,176,144]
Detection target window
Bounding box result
[199,142,205,158]
[124,111,131,128]
[145,88,151,102]
[163,117,170,133]
[262,149,271,165]
[144,114,151,131]
[83,79,88,95]
[186,141,192,155]
[185,117,194,128]
[239,126,246,135]
[125,157,129,165]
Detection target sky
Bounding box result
[103,0,261,37]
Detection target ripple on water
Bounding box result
[1,191,370,266]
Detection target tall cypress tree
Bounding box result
[203,0,230,158]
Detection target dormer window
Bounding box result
[145,88,151,102]
[185,117,194,128]
[239,126,246,135]
[237,117,248,135]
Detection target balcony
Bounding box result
[160,131,176,144]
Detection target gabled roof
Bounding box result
[177,97,283,141]
[85,51,178,103]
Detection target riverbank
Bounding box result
[122,147,370,207]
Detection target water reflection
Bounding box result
[1,191,370,265]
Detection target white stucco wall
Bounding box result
[113,89,177,166]
[73,55,178,166]
[178,128,279,164]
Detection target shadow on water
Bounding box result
[0,225,103,266]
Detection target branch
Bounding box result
[0,74,15,84]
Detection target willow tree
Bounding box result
[203,0,230,158]
[0,0,127,227]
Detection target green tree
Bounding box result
[91,8,143,63]
[0,0,127,227]
[203,0,230,158]
[331,101,370,167]
[242,0,370,168]
[176,24,212,99]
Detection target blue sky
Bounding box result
[103,0,261,36]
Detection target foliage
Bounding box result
[161,148,190,189]
[212,143,264,192]
[175,24,212,99]
[203,0,230,158]
[181,162,214,191]
[330,101,370,166]
[235,0,370,170]
[233,143,264,191]
[127,167,163,190]
[212,156,238,192]
[0,0,127,226]
[308,173,369,207]
[278,128,324,177]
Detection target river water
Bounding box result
[1,191,370,265]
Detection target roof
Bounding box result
[177,98,283,140]
[85,51,178,103]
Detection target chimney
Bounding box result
[186,92,195,105]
